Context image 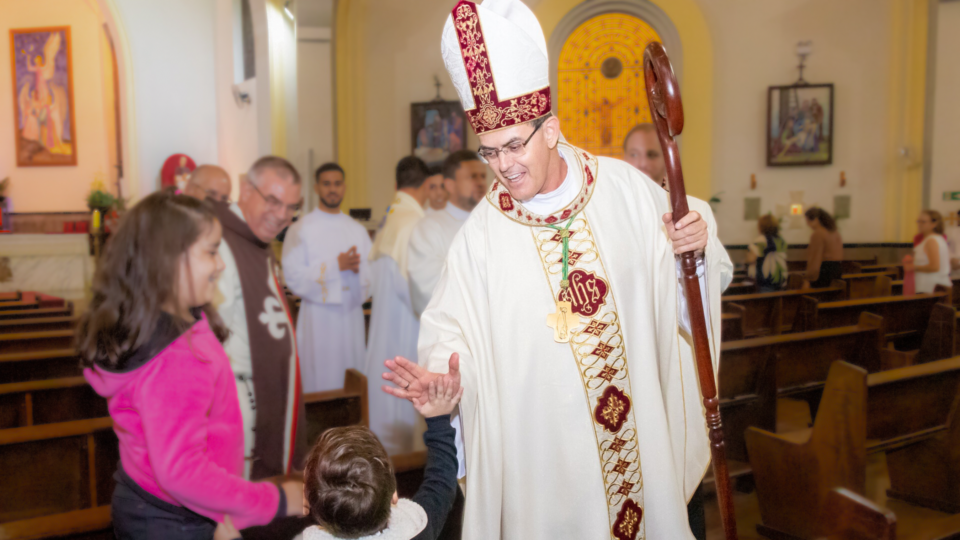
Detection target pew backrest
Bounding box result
[0,303,74,321]
[303,369,368,445]
[722,283,846,337]
[0,377,106,429]
[0,316,79,335]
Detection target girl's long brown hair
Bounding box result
[77,191,229,370]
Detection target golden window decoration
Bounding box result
[557,14,662,157]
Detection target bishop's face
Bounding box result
[478,119,555,203]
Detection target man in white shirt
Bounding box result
[409,150,487,316]
[363,156,431,454]
[282,163,372,393]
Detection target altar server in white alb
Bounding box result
[363,156,431,454]
[282,163,371,393]
[382,1,733,539]
[408,150,488,317]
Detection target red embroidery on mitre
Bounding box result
[558,269,609,317]
[594,385,631,433]
[498,192,514,211]
[451,1,551,134]
[612,499,643,540]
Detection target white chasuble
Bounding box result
[418,143,731,540]
[364,191,426,455]
[282,209,372,393]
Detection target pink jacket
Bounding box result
[84,314,280,530]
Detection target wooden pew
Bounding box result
[303,369,369,446]
[0,349,82,384]
[842,272,897,300]
[721,311,744,342]
[0,330,75,355]
[785,258,876,274]
[817,488,897,540]
[0,377,107,429]
[0,301,41,312]
[724,282,757,296]
[0,303,73,322]
[861,264,904,280]
[746,357,960,539]
[0,417,117,539]
[792,293,952,354]
[722,282,846,338]
[0,292,23,303]
[719,313,890,461]
[0,316,79,335]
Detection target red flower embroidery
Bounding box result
[498,192,514,212]
[545,216,558,224]
[594,385,631,433]
[613,499,643,540]
[585,166,595,186]
[558,269,609,317]
[560,209,572,220]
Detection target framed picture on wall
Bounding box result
[10,26,78,167]
[767,83,833,166]
[411,100,467,167]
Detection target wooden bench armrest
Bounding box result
[0,376,89,396]
[0,417,113,446]
[0,505,112,540]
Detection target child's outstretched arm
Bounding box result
[410,377,462,540]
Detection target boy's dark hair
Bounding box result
[758,214,780,236]
[304,426,397,538]
[315,162,345,183]
[441,150,482,180]
[76,191,229,370]
[395,156,430,190]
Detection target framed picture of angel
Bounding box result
[10,27,77,167]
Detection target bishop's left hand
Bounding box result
[663,211,707,255]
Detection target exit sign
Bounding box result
[944,191,960,201]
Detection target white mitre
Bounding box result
[440,0,552,134]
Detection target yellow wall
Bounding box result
[0,0,115,212]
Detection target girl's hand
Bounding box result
[281,479,305,517]
[413,376,464,418]
[214,516,241,540]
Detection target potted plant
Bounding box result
[86,177,117,216]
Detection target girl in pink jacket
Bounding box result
[78,192,301,539]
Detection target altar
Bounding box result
[0,234,94,302]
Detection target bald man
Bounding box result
[623,123,668,191]
[184,164,232,203]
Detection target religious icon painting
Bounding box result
[10,27,78,167]
[410,100,467,167]
[767,83,834,166]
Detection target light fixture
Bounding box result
[283,1,294,20]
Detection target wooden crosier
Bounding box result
[643,42,739,540]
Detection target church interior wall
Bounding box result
[701,0,894,245]
[0,0,115,212]
[111,0,220,202]
[295,25,335,212]
[929,0,960,220]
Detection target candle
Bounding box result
[92,209,101,231]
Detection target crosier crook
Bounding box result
[643,42,739,540]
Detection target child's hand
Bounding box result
[413,375,464,418]
[214,516,241,540]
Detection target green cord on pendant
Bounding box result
[546,213,578,288]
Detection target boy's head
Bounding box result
[304,426,397,538]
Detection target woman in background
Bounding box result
[906,210,952,294]
[803,208,843,288]
[745,214,788,292]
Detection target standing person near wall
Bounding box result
[803,208,843,288]
[905,210,953,294]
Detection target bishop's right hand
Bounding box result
[381,353,460,408]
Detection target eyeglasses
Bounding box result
[247,180,303,216]
[477,121,543,163]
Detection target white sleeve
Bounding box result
[281,221,343,305]
[408,219,447,318]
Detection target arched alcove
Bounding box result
[548,1,682,157]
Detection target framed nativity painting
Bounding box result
[10,26,78,167]
[767,83,833,166]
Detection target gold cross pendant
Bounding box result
[547,301,580,343]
